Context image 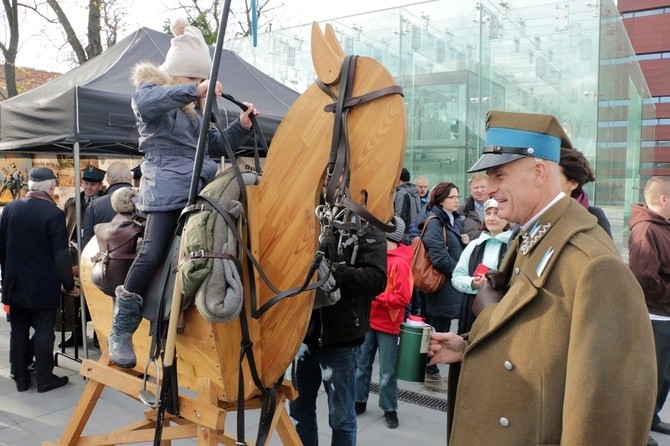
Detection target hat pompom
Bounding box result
[171,18,188,37]
[111,187,137,214]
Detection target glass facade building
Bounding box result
[232,0,653,253]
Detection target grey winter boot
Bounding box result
[108,286,143,368]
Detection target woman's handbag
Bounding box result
[411,216,447,293]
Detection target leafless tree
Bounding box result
[25,0,126,65]
[0,0,19,97]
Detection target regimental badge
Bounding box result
[519,221,551,255]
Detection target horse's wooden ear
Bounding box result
[324,23,346,58]
[311,22,343,86]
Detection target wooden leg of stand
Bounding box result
[276,399,301,446]
[54,364,106,446]
[197,377,218,446]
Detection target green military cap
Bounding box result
[468,110,573,173]
[82,165,105,183]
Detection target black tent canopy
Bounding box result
[0,27,299,155]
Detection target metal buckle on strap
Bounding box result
[191,250,205,259]
[483,145,535,156]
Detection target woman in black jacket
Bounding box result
[417,181,466,392]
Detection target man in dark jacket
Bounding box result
[289,216,387,446]
[629,176,670,445]
[82,162,133,249]
[394,167,421,244]
[0,167,78,393]
[457,172,489,242]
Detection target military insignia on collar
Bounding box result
[519,221,551,255]
[536,247,555,277]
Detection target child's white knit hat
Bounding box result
[161,18,211,80]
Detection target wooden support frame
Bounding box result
[42,355,301,446]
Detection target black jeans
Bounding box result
[9,306,56,386]
[652,319,670,426]
[124,210,181,296]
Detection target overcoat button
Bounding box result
[500,417,510,427]
[504,360,513,370]
[514,267,520,275]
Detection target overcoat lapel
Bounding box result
[468,197,599,349]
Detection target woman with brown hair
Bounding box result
[559,147,612,237]
[417,181,466,392]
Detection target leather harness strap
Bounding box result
[322,85,404,112]
[317,56,403,234]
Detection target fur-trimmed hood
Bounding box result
[131,62,170,88]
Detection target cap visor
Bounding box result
[467,153,525,173]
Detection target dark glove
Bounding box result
[472,269,508,316]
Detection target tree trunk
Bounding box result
[1,0,19,97]
[86,0,103,59]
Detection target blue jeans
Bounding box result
[289,343,360,446]
[652,319,670,426]
[354,329,399,412]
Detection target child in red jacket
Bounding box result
[353,217,413,429]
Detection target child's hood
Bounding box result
[131,62,171,88]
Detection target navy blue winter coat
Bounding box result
[417,205,464,319]
[0,192,75,309]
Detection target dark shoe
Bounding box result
[58,334,83,348]
[355,402,367,415]
[383,411,399,429]
[648,434,659,446]
[15,378,31,392]
[652,421,670,435]
[37,374,68,393]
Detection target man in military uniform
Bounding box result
[61,165,105,348]
[428,111,656,445]
[64,165,106,247]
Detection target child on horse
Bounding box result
[108,18,258,368]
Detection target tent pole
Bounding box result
[73,141,89,360]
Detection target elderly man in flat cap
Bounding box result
[1,167,79,393]
[428,110,656,445]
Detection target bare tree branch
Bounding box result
[46,0,87,63]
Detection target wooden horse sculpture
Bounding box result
[49,22,406,445]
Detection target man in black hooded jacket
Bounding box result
[290,217,387,446]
